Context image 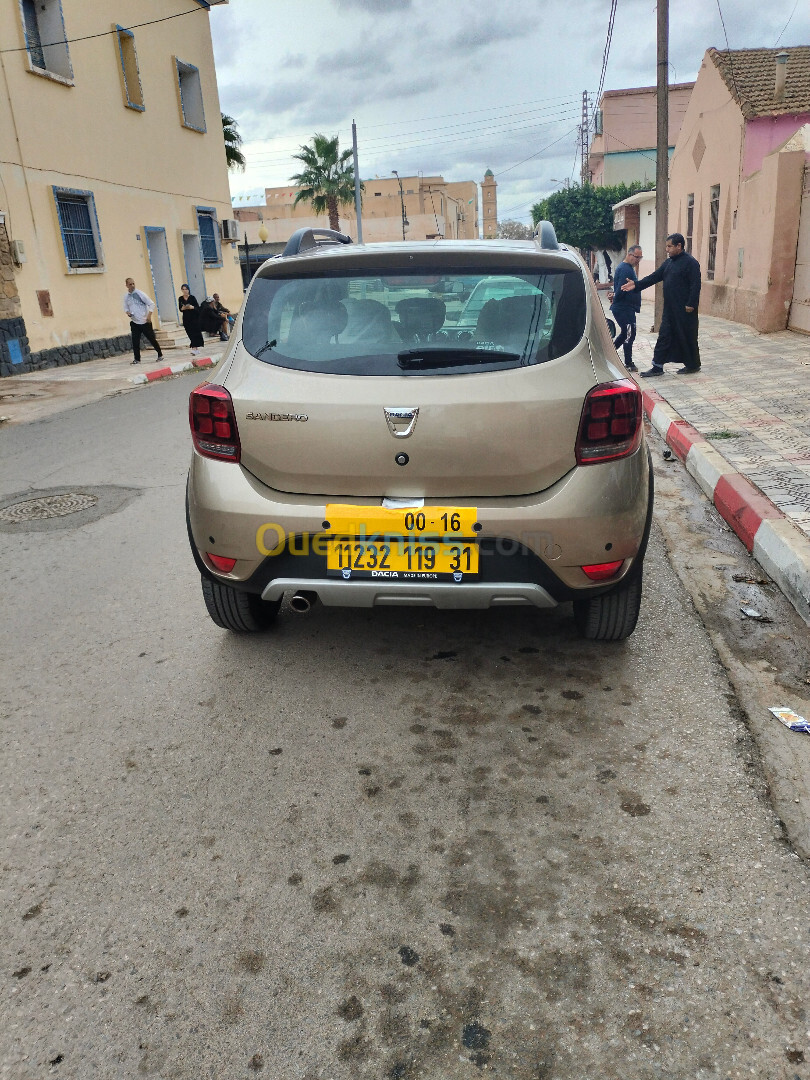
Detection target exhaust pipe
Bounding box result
[290,590,318,613]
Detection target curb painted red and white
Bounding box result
[642,387,810,625]
[129,355,217,385]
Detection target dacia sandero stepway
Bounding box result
[187,224,653,640]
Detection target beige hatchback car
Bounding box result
[187,225,652,640]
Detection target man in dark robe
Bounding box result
[621,232,701,376]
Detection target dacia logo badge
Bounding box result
[341,568,351,580]
[384,407,419,439]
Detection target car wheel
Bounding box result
[201,575,281,632]
[573,570,643,641]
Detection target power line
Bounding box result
[244,106,582,167]
[0,7,206,54]
[596,0,619,105]
[497,126,580,178]
[774,0,799,46]
[599,128,658,165]
[351,117,581,171]
[715,0,741,101]
[355,93,579,132]
[348,101,580,150]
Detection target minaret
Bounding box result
[481,170,497,239]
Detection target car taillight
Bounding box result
[207,553,237,573]
[189,384,241,462]
[582,560,624,581]
[575,380,642,465]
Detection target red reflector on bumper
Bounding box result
[581,560,623,581]
[207,553,237,573]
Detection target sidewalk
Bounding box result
[0,338,226,424]
[616,296,810,624]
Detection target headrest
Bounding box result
[395,297,446,334]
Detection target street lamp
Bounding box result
[391,170,409,241]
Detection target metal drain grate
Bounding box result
[0,492,99,523]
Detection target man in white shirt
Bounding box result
[123,278,165,365]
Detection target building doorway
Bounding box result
[182,232,206,307]
[144,228,176,323]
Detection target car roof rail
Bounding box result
[534,220,559,251]
[282,228,353,258]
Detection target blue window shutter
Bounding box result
[22,0,46,68]
[199,214,217,263]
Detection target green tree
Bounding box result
[222,113,245,172]
[532,181,652,251]
[496,219,533,240]
[289,133,360,232]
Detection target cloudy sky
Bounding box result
[210,0,810,225]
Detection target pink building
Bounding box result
[668,46,810,333]
[588,84,694,187]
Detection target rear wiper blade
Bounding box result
[255,338,277,359]
[397,347,520,370]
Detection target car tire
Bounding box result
[201,576,280,632]
[572,570,643,642]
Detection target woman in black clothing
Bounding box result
[178,284,204,354]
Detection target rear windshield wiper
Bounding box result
[397,347,521,370]
[255,338,277,359]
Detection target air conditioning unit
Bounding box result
[221,218,240,242]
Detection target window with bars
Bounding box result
[686,194,694,254]
[53,189,102,269]
[21,0,72,80]
[707,185,720,280]
[196,208,220,265]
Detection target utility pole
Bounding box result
[654,0,669,331]
[580,91,590,185]
[352,120,363,244]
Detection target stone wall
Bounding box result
[4,335,133,377]
[0,222,31,376]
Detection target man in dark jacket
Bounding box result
[609,245,643,372]
[621,232,701,376]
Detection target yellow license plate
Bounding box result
[326,538,479,578]
[324,504,478,540]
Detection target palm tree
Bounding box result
[222,113,245,172]
[289,133,360,232]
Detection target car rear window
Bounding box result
[241,268,586,376]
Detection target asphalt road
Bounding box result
[2,375,810,1080]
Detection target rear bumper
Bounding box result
[187,442,652,601]
[262,577,557,609]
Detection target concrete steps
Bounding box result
[154,321,188,350]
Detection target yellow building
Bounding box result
[0,0,242,375]
[234,173,484,247]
